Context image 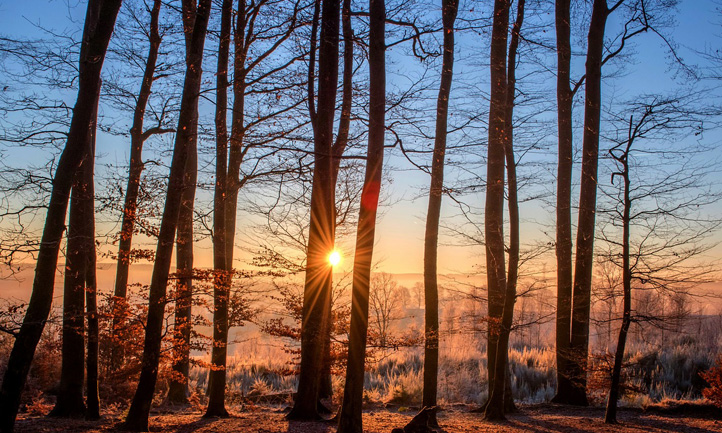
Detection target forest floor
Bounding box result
[13,402,722,433]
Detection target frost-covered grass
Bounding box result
[187,331,717,408]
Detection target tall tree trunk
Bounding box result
[319,0,354,402]
[287,0,340,421]
[605,121,633,424]
[204,0,233,417]
[552,0,576,404]
[85,91,100,421]
[111,0,164,365]
[50,100,99,419]
[336,0,385,431]
[568,0,608,407]
[500,0,524,413]
[167,142,197,404]
[166,0,199,406]
[0,1,121,431]
[483,0,510,421]
[123,0,212,430]
[422,0,458,421]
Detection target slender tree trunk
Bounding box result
[422,0,458,422]
[319,0,354,402]
[500,0,525,413]
[605,124,633,424]
[483,0,510,421]
[287,0,340,421]
[123,0,212,430]
[50,108,98,419]
[85,92,100,421]
[568,0,608,406]
[0,1,121,431]
[204,0,233,417]
[336,0,385,431]
[111,0,163,364]
[166,0,199,406]
[167,142,197,404]
[553,0,576,404]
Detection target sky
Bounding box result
[1,0,721,281]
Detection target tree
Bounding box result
[168,0,201,405]
[110,0,169,358]
[0,1,122,431]
[554,0,661,405]
[287,0,341,421]
[204,0,233,416]
[599,97,719,423]
[369,273,404,348]
[49,86,100,419]
[122,0,212,429]
[337,0,385,429]
[422,0,459,422]
[552,0,576,403]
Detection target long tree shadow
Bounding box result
[285,419,336,433]
[171,416,223,433]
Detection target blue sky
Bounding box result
[1,0,720,276]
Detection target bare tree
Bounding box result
[0,1,122,430]
[599,97,720,423]
[287,0,341,420]
[422,0,459,421]
[122,0,212,429]
[110,0,171,355]
[337,0,385,428]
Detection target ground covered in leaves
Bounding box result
[14,403,722,433]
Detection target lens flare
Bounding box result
[328,250,342,267]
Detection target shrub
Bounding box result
[701,356,722,408]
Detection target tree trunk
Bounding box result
[552,0,576,405]
[500,0,524,413]
[318,0,354,402]
[336,0,385,430]
[50,96,99,419]
[483,0,510,421]
[0,1,121,431]
[287,0,340,421]
[167,139,197,404]
[568,0,608,407]
[166,0,200,405]
[422,0,458,422]
[204,0,233,417]
[605,121,632,424]
[123,0,212,430]
[111,0,163,365]
[85,90,100,421]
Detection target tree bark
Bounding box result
[50,94,100,419]
[336,0,385,430]
[500,0,525,413]
[422,0,458,422]
[318,0,354,402]
[568,0,609,407]
[122,0,212,430]
[204,0,233,417]
[483,0,510,421]
[84,99,100,420]
[167,0,200,405]
[552,0,576,405]
[111,0,164,364]
[287,0,340,421]
[0,1,121,431]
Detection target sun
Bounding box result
[328,250,342,267]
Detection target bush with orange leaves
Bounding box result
[701,356,722,408]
